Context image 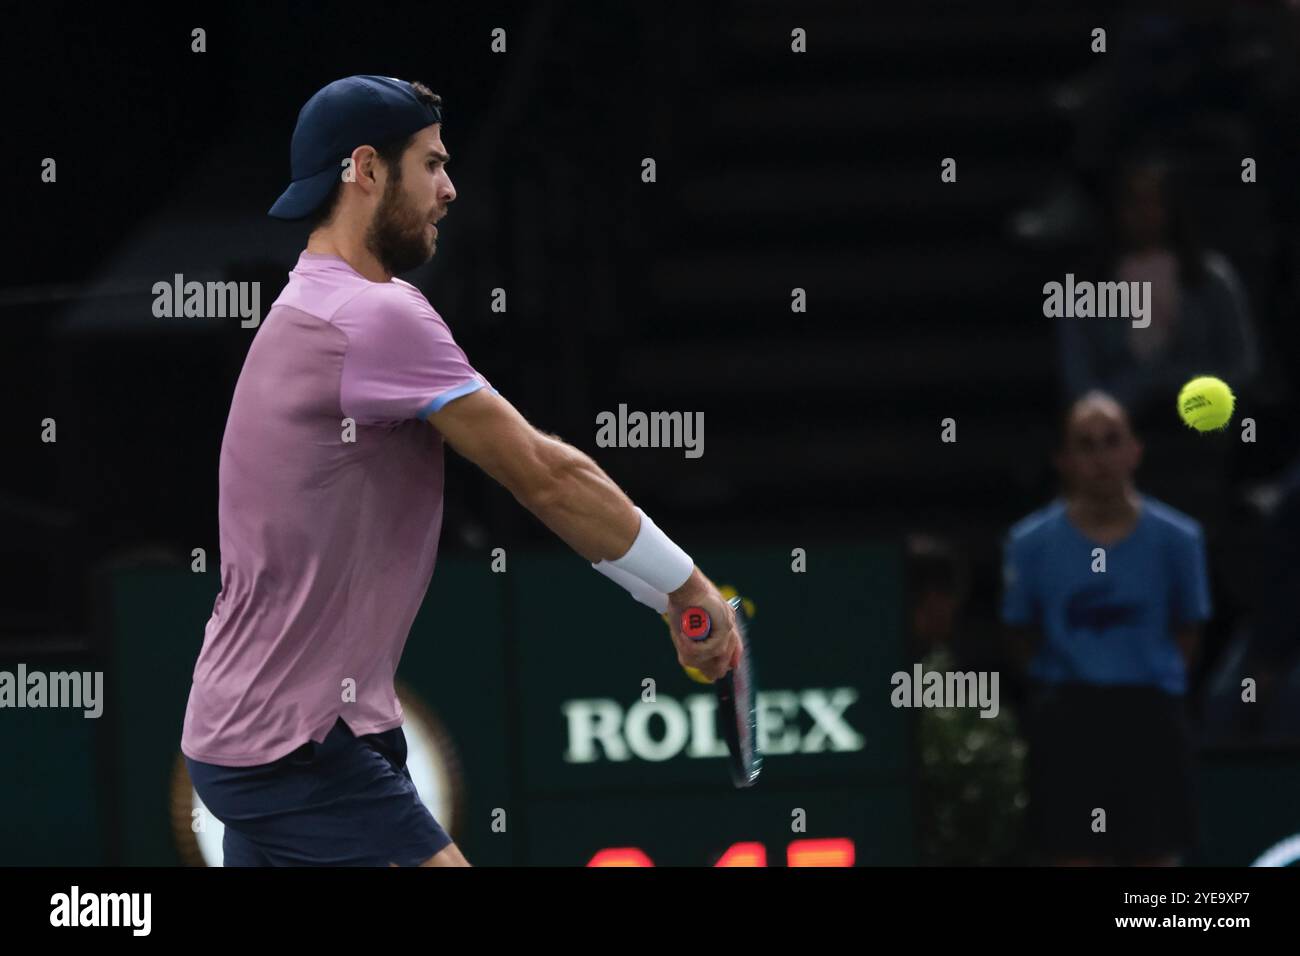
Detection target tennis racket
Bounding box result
[680,595,762,788]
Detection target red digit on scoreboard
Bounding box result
[713,841,767,867]
[586,847,655,867]
[587,838,855,867]
[787,838,855,867]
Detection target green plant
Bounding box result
[915,646,1028,866]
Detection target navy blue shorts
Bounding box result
[185,717,453,867]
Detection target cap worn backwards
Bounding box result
[268,75,443,220]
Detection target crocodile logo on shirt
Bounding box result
[1065,586,1144,633]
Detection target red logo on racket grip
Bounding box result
[681,607,711,640]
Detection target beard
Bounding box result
[364,172,436,276]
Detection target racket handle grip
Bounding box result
[679,596,742,642]
[680,606,713,642]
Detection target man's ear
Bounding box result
[350,144,381,191]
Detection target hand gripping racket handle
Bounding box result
[681,597,743,679]
[679,596,761,788]
[679,596,742,644]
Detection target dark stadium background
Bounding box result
[3,0,1299,866]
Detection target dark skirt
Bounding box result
[1024,681,1197,862]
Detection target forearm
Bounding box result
[516,439,734,677]
[519,434,712,609]
[519,434,643,564]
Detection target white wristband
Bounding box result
[599,506,694,595]
[591,559,669,614]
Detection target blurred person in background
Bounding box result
[1001,392,1211,865]
[1058,154,1259,428]
[905,535,969,665]
[907,536,1027,866]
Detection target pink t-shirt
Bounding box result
[181,251,495,766]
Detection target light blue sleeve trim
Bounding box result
[419,379,487,418]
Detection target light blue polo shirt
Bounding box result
[1001,495,1211,695]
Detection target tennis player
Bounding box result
[180,75,739,867]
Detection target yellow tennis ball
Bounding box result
[1177,376,1235,432]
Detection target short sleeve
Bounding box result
[1170,524,1212,626]
[1000,533,1036,626]
[338,283,494,424]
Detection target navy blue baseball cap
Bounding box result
[269,75,443,220]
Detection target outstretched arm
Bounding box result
[426,388,739,678]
